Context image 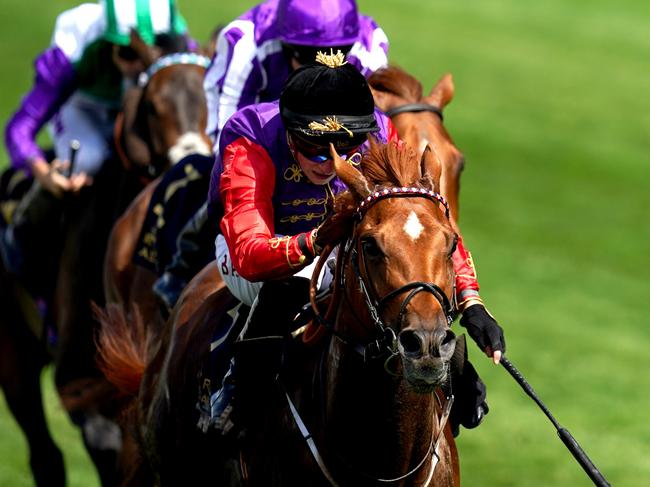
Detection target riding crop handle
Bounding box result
[500,356,611,487]
[65,139,80,178]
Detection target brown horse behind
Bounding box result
[98,138,461,486]
[103,46,211,337]
[369,66,464,222]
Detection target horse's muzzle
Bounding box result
[398,328,456,391]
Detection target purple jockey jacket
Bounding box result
[209,101,397,281]
[204,0,389,144]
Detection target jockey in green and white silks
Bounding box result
[4,0,188,179]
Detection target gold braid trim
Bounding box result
[315,49,347,68]
[308,116,353,137]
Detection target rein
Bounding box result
[283,383,454,486]
[385,103,443,120]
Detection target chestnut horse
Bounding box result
[369,66,464,222]
[98,139,461,486]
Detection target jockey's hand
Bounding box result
[31,158,92,198]
[459,303,505,364]
[313,211,353,254]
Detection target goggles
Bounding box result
[289,134,361,164]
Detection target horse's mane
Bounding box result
[325,140,427,245]
[368,65,423,103]
[361,139,423,189]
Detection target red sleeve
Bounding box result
[386,118,400,143]
[452,235,482,310]
[219,137,314,281]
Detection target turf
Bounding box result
[1,0,648,485]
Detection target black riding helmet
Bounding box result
[280,53,378,152]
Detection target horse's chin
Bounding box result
[401,356,449,393]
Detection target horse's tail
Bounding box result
[94,302,149,397]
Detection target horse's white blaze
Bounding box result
[168,132,212,164]
[403,211,424,241]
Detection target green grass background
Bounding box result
[1,0,648,485]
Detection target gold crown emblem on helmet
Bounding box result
[315,49,348,68]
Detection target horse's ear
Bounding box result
[330,143,371,201]
[200,24,224,60]
[419,145,442,192]
[129,29,157,68]
[426,73,454,110]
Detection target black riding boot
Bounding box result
[0,183,64,296]
[212,277,310,431]
[446,334,489,437]
[153,201,217,314]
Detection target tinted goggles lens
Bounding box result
[291,137,360,164]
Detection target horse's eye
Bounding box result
[361,237,383,259]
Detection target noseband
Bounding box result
[385,103,443,120]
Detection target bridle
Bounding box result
[385,103,443,120]
[311,186,456,362]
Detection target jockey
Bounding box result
[205,52,505,436]
[1,0,189,291]
[153,0,390,311]
[204,0,389,143]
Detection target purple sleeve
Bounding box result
[4,47,77,171]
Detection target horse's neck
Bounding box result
[320,335,439,483]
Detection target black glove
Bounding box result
[459,304,506,355]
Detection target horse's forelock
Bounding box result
[368,66,423,103]
[361,140,422,189]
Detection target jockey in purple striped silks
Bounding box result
[152,0,390,310]
[204,0,389,146]
[1,0,189,290]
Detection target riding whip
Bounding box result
[501,356,611,487]
[65,139,80,178]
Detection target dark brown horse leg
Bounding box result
[0,253,65,486]
[0,322,65,487]
[2,372,66,487]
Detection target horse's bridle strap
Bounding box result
[385,103,443,120]
[138,52,211,87]
[356,187,450,221]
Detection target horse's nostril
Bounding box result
[442,329,456,347]
[398,329,423,356]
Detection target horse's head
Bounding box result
[369,66,464,221]
[329,140,457,392]
[120,30,212,176]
